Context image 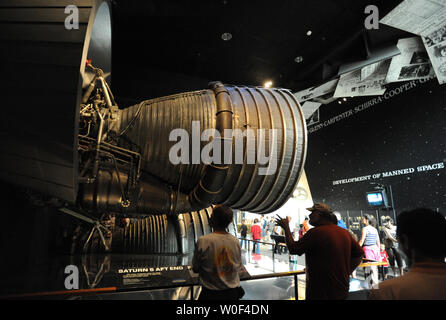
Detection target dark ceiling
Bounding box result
[110,0,408,105]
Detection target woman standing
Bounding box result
[359,214,381,287]
[382,217,404,278]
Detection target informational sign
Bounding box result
[300,101,322,120]
[385,37,436,84]
[308,77,434,134]
[293,79,339,103]
[380,0,446,37]
[117,265,197,288]
[312,92,337,105]
[116,264,251,289]
[332,162,445,186]
[422,27,446,84]
[333,59,391,97]
[306,108,320,127]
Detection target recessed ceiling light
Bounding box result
[343,98,347,101]
[306,30,312,36]
[264,80,273,88]
[221,32,232,41]
[294,56,303,63]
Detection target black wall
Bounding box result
[305,78,446,232]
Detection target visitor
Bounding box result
[250,218,262,254]
[369,208,446,299]
[239,219,248,250]
[334,211,347,229]
[358,214,381,287]
[192,205,245,300]
[382,217,404,277]
[275,203,363,300]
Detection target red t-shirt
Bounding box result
[288,224,363,300]
[250,224,262,240]
[380,251,389,266]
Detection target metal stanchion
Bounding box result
[294,274,298,300]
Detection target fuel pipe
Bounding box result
[186,81,234,211]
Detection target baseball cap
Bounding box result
[306,203,332,213]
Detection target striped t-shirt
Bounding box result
[363,225,379,246]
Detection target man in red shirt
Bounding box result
[276,203,363,300]
[250,218,262,254]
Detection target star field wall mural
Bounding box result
[304,77,446,235]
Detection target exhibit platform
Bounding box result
[0,240,393,300]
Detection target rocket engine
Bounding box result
[0,0,307,255]
[77,72,307,217]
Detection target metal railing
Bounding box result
[239,236,295,269]
[0,269,306,300]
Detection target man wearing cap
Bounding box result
[276,203,363,300]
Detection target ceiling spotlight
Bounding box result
[338,101,342,104]
[306,30,312,36]
[221,32,232,41]
[264,80,273,88]
[294,56,303,63]
[343,98,347,101]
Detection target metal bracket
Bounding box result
[59,208,110,252]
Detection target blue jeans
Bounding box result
[240,237,247,249]
[253,240,260,254]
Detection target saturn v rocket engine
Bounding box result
[78,73,307,216]
[0,0,307,255]
[74,65,307,253]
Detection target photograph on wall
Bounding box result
[385,37,436,84]
[423,25,446,47]
[293,79,339,103]
[422,24,446,84]
[333,59,391,98]
[312,92,337,105]
[306,108,320,127]
[380,0,446,37]
[300,101,322,120]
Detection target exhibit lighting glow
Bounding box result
[221,32,232,41]
[264,80,273,88]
